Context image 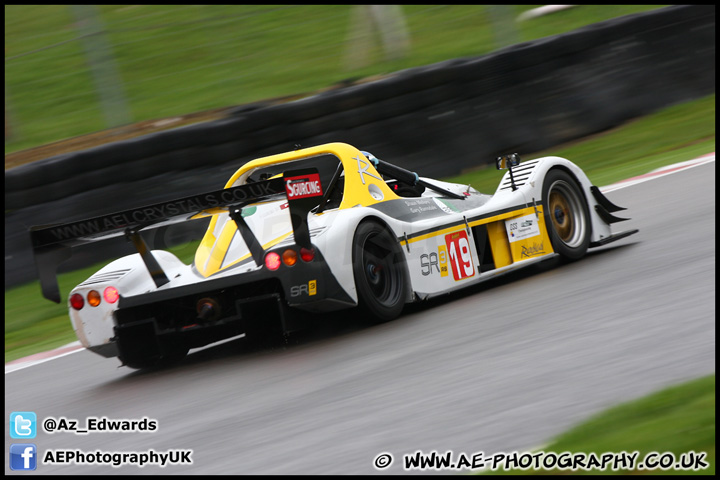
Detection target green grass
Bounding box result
[493,375,715,475]
[4,93,715,364]
[5,263,106,363]
[5,5,665,153]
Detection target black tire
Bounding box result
[352,221,407,322]
[542,169,591,261]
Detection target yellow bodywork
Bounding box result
[401,205,554,270]
[194,143,401,277]
[485,206,554,267]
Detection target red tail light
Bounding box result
[104,286,119,304]
[70,293,84,310]
[265,251,281,271]
[300,247,315,262]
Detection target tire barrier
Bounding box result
[4,5,715,287]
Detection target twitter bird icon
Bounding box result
[10,412,37,439]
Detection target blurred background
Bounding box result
[5,5,666,159]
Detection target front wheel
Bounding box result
[352,221,407,322]
[542,169,591,261]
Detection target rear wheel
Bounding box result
[352,221,407,322]
[542,169,591,261]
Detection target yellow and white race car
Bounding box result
[31,142,637,368]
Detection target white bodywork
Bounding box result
[66,152,628,358]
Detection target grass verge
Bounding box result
[492,375,715,475]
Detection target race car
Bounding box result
[30,142,637,369]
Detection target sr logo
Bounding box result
[420,252,439,276]
[420,248,449,277]
[291,280,317,297]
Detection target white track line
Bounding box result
[5,342,85,374]
[601,152,715,193]
[5,152,715,374]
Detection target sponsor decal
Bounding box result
[291,280,318,297]
[506,213,540,243]
[438,245,449,277]
[285,173,323,199]
[355,155,383,185]
[241,206,257,217]
[445,231,475,281]
[520,242,545,258]
[420,245,449,277]
[34,179,284,246]
[404,198,439,215]
[432,197,459,214]
[420,252,440,276]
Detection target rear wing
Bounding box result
[30,169,322,303]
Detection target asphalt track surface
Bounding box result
[5,161,715,475]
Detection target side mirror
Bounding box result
[496,153,521,170]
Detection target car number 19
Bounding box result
[445,231,475,281]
